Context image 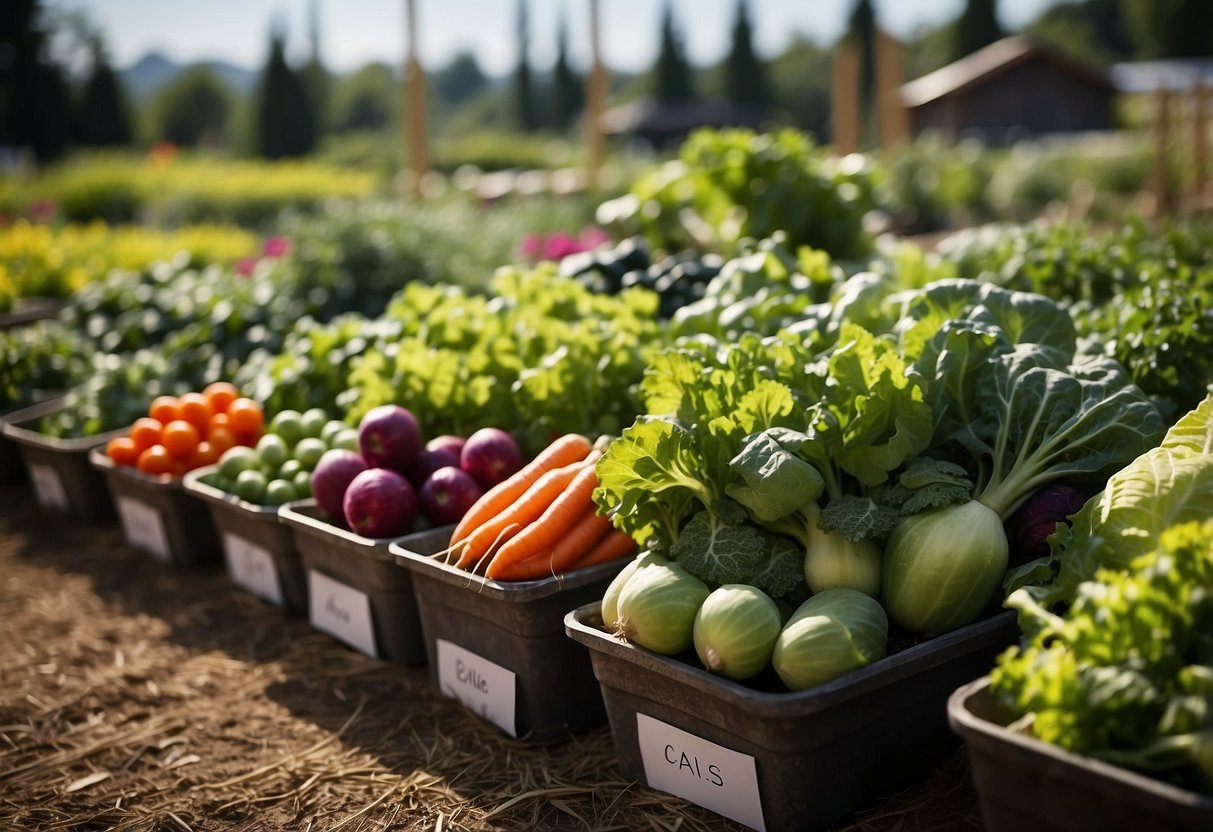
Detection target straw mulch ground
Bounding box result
[0,484,983,831]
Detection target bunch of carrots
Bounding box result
[446,433,637,581]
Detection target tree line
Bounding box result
[2,0,1209,167]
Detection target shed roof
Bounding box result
[900,35,1114,109]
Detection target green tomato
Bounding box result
[256,433,290,471]
[279,459,304,481]
[332,428,359,452]
[211,475,235,494]
[235,469,268,504]
[292,469,312,498]
[264,478,297,506]
[294,437,327,470]
[300,408,329,439]
[268,410,304,446]
[218,446,259,480]
[320,419,346,444]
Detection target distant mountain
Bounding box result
[122,52,258,99]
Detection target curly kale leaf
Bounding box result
[670,509,807,599]
[817,495,900,542]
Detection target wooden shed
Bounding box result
[900,35,1116,143]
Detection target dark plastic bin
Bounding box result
[565,604,1019,832]
[0,391,67,486]
[182,466,307,613]
[90,448,220,567]
[392,542,630,745]
[1,399,123,521]
[279,500,447,664]
[0,297,66,330]
[949,677,1213,832]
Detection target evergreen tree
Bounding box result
[252,25,316,159]
[301,0,330,135]
[515,0,537,131]
[952,0,1003,61]
[153,66,231,147]
[432,52,488,106]
[846,0,876,124]
[651,1,695,102]
[75,40,133,147]
[722,0,770,109]
[0,0,72,163]
[1123,0,1213,58]
[551,13,583,130]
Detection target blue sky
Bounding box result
[61,0,1061,76]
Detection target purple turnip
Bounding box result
[357,405,423,474]
[343,468,417,538]
[311,449,369,521]
[426,434,466,459]
[460,428,523,489]
[406,448,461,489]
[1005,483,1088,562]
[419,466,484,526]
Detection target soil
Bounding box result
[0,483,983,831]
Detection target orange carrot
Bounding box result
[569,529,638,570]
[483,463,601,579]
[454,452,599,570]
[489,506,613,582]
[449,433,592,550]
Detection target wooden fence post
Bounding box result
[876,29,909,151]
[1151,86,1172,217]
[832,40,860,155]
[404,0,428,199]
[1193,79,1210,211]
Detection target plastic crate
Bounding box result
[392,541,629,745]
[565,603,1019,832]
[949,677,1213,832]
[90,448,220,567]
[279,500,447,664]
[182,466,307,613]
[1,399,123,521]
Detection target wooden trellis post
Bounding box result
[877,29,909,150]
[404,0,428,198]
[586,0,607,194]
[1193,79,1210,211]
[831,40,860,154]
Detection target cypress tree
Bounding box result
[551,13,583,130]
[301,0,330,136]
[76,41,133,147]
[515,0,537,131]
[252,24,317,159]
[952,0,1003,61]
[651,1,695,102]
[1,0,72,164]
[722,0,769,109]
[846,0,876,125]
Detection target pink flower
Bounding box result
[578,226,610,250]
[542,232,581,262]
[234,257,257,277]
[262,235,290,258]
[518,232,544,259]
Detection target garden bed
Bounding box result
[0,483,982,831]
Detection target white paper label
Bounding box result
[636,713,766,832]
[223,533,283,606]
[116,497,170,562]
[436,639,516,737]
[29,464,68,512]
[308,570,376,658]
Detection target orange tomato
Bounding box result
[227,398,264,439]
[136,445,174,476]
[149,395,182,425]
[106,436,140,467]
[178,392,212,435]
[161,420,201,459]
[130,417,164,452]
[210,412,231,431]
[207,425,238,455]
[186,440,219,471]
[203,381,240,415]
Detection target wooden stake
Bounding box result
[832,40,860,154]
[1193,79,1210,210]
[586,0,607,194]
[1151,86,1172,218]
[404,0,428,199]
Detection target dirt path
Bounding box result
[0,484,982,831]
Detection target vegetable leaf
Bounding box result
[817,495,900,542]
[670,509,806,599]
[726,430,825,521]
